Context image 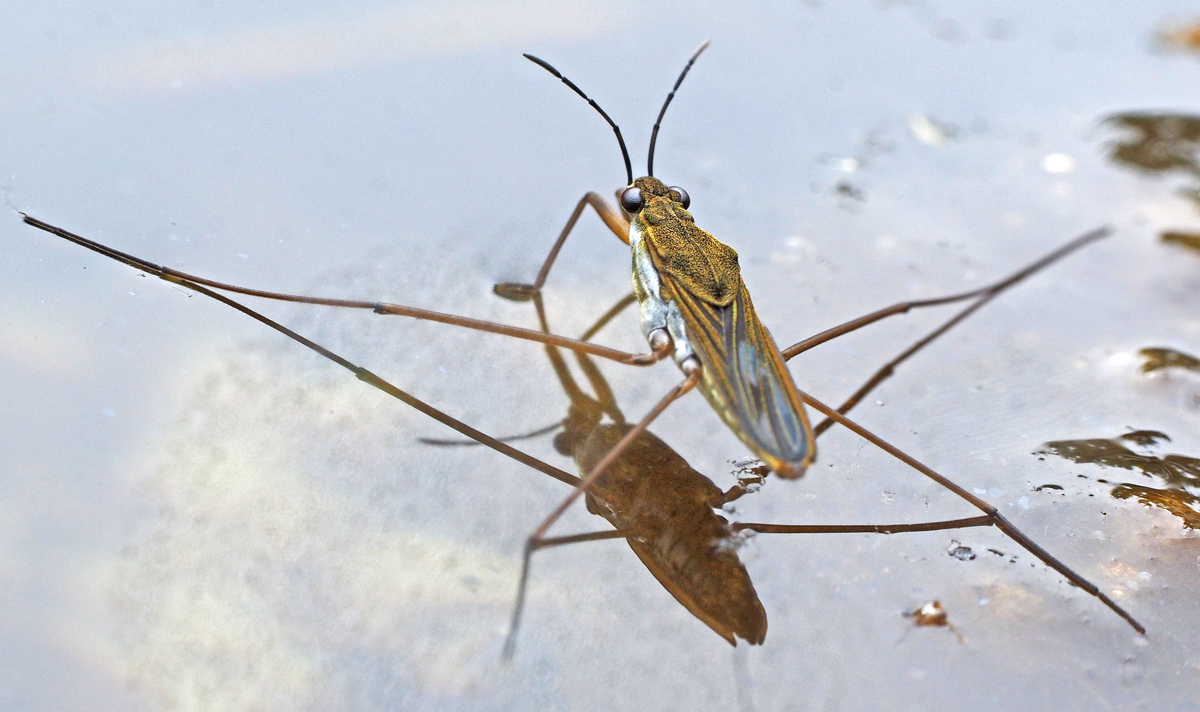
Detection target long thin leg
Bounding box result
[780,226,1109,359]
[417,420,564,447]
[733,515,994,535]
[796,389,1145,634]
[504,369,701,658]
[39,237,586,488]
[565,294,639,424]
[535,528,642,549]
[579,292,638,342]
[22,214,669,366]
[493,192,630,301]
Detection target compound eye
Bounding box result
[620,187,644,214]
[669,186,690,209]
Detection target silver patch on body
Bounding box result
[630,220,696,366]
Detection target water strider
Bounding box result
[20,42,1144,654]
[435,272,1082,647]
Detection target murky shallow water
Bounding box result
[4,2,1200,710]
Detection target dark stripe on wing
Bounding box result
[669,279,815,478]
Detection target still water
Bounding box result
[3,2,1200,710]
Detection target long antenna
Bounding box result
[647,40,711,177]
[524,54,634,186]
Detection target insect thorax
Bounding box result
[628,177,742,367]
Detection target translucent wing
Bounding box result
[666,278,815,478]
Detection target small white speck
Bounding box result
[978,598,989,606]
[973,488,987,495]
[238,253,249,259]
[101,408,115,418]
[128,291,136,296]
[1093,530,1107,541]
[908,114,952,145]
[1138,571,1152,580]
[1133,636,1149,647]
[838,157,860,173]
[875,399,884,406]
[771,235,818,266]
[1018,496,1030,509]
[804,493,817,499]
[438,366,447,373]
[1108,351,1136,367]
[1042,153,1075,174]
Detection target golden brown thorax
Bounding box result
[632,176,741,307]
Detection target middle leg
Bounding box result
[494,191,631,301]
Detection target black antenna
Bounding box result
[524,54,634,186]
[647,40,711,177]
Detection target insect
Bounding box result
[21,42,1144,653]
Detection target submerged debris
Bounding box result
[1140,347,1200,374]
[1037,430,1200,528]
[904,601,965,644]
[1118,429,1173,447]
[1104,113,1200,175]
[1158,20,1200,54]
[907,114,956,145]
[1160,231,1200,256]
[1110,483,1200,529]
[1102,114,1200,246]
[835,181,865,201]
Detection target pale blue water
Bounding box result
[3,2,1200,709]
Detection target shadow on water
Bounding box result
[1037,430,1200,529]
[1104,112,1200,256]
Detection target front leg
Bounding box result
[494,191,630,301]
